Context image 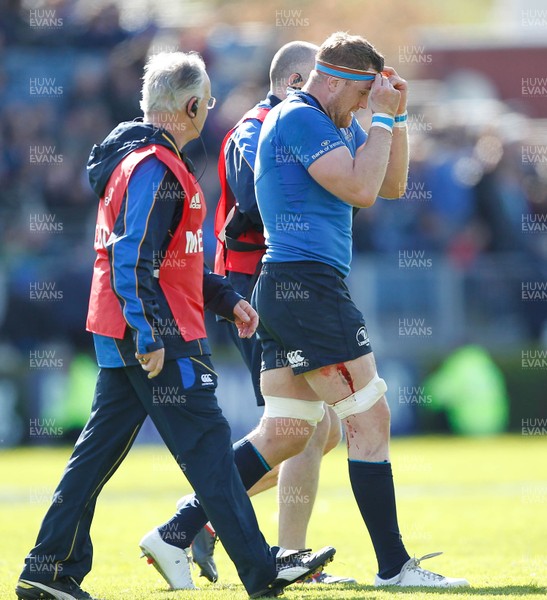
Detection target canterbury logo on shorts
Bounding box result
[286,350,309,369]
[201,373,214,385]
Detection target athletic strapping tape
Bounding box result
[315,59,377,81]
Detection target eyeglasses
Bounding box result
[206,96,216,110]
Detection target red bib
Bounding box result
[86,144,207,341]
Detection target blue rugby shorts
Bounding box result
[251,261,373,375]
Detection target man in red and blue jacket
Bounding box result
[16,52,334,600]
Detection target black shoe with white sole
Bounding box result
[250,545,336,598]
[16,577,96,600]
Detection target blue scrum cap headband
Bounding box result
[315,59,377,81]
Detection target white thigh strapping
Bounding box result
[330,373,387,419]
[263,396,325,426]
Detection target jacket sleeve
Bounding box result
[202,263,243,321]
[107,157,176,354]
[225,122,263,230]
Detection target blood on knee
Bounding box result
[336,363,355,394]
[319,364,336,377]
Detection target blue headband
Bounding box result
[315,59,377,81]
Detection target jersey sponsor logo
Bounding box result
[185,229,203,254]
[189,193,201,209]
[356,326,370,347]
[286,349,309,369]
[201,373,214,385]
[311,139,344,161]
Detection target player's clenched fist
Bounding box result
[369,73,400,117]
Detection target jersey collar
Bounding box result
[291,91,328,116]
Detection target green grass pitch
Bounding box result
[2,435,546,599]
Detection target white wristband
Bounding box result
[370,121,393,133]
[371,113,394,134]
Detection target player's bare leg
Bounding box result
[300,353,468,587]
[277,410,331,549]
[248,407,340,499]
[246,407,342,559]
[247,368,355,584]
[303,354,390,461]
[324,406,343,453]
[247,464,280,496]
[248,365,318,465]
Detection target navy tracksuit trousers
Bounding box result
[225,271,264,406]
[20,356,276,596]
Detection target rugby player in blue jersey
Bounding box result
[209,40,354,585]
[251,31,469,587]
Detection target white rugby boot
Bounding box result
[374,552,470,587]
[139,528,196,590]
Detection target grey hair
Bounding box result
[140,51,207,115]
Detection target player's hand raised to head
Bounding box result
[369,73,400,117]
[381,66,408,115]
[233,299,259,338]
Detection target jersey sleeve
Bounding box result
[225,119,263,227]
[278,105,346,170]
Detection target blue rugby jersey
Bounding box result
[254,91,367,277]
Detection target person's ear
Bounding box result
[288,72,304,88]
[187,97,199,118]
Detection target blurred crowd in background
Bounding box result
[1,0,546,445]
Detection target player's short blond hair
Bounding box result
[318,32,384,73]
